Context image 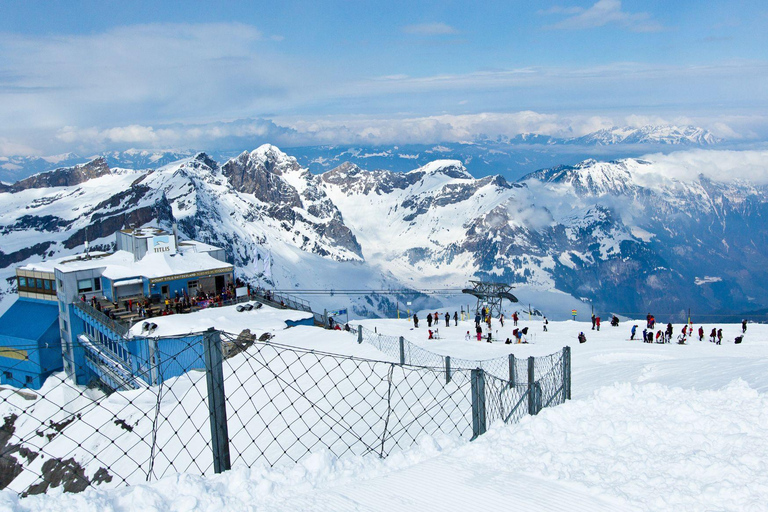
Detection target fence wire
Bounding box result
[0,328,569,497]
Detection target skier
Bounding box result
[454,311,458,326]
[487,332,492,343]
[413,314,419,328]
[742,319,748,334]
[630,325,637,340]
[596,316,601,331]
[427,313,433,327]
[698,326,704,341]
[656,330,662,343]
[682,325,688,337]
[666,323,673,342]
[513,311,519,326]
[476,325,483,341]
[474,312,481,328]
[464,330,471,341]
[578,332,587,344]
[611,315,619,327]
[500,313,505,327]
[445,312,450,327]
[591,313,596,330]
[642,328,648,343]
[646,313,652,329]
[428,329,434,340]
[543,316,549,332]
[710,328,717,343]
[717,328,723,345]
[512,328,519,343]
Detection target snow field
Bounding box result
[2,316,768,510]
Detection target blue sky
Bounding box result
[0,0,766,155]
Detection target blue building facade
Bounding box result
[71,301,205,389]
[0,298,62,389]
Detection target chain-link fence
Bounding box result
[0,328,570,496]
[357,326,562,384]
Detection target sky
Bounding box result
[0,0,767,155]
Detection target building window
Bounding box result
[18,277,27,288]
[59,301,66,314]
[94,278,101,291]
[62,319,68,333]
[77,279,93,293]
[36,278,43,289]
[44,280,51,290]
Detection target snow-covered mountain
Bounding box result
[1,145,767,320]
[567,125,721,146]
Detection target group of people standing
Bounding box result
[629,318,747,345]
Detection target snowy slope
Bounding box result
[2,316,767,511]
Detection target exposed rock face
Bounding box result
[12,158,111,191]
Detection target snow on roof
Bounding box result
[19,246,232,280]
[127,302,313,337]
[100,250,232,280]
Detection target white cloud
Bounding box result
[0,138,38,157]
[0,23,315,131]
[638,149,768,185]
[547,0,664,32]
[402,23,459,35]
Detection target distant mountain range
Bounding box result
[0,125,722,184]
[2,140,768,322]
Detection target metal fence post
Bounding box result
[527,356,536,415]
[358,325,363,344]
[508,353,515,388]
[399,336,405,365]
[203,327,231,473]
[470,368,486,440]
[445,356,451,384]
[564,346,571,400]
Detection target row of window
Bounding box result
[18,276,57,294]
[83,322,130,363]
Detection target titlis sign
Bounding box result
[151,235,177,256]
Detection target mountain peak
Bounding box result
[572,125,721,146]
[409,159,472,179]
[11,157,111,191]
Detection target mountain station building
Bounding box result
[0,227,234,389]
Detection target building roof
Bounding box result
[18,241,231,280]
[100,250,232,281]
[0,299,59,341]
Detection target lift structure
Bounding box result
[461,280,518,317]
